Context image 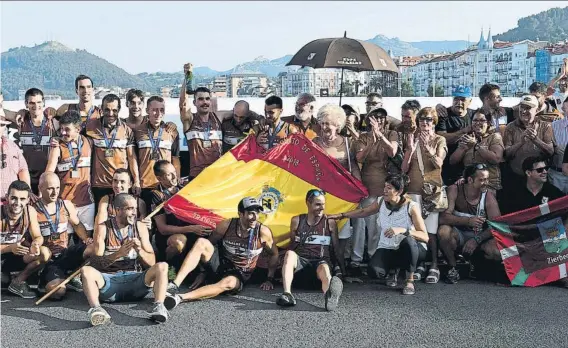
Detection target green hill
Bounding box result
[1,41,151,100]
[494,6,568,43]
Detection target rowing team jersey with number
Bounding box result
[291,214,330,262]
[34,199,69,256]
[102,218,140,273]
[185,113,223,178]
[0,206,31,246]
[222,219,264,277]
[19,113,57,185]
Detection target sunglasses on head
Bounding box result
[306,189,325,200]
[533,166,549,173]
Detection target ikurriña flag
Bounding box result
[164,133,368,243]
[488,195,568,287]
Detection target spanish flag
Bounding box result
[164,134,368,243]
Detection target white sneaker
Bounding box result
[88,306,111,326]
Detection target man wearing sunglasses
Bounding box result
[281,93,320,140]
[435,86,475,185]
[276,189,343,311]
[502,156,564,215]
[0,109,31,198]
[437,164,502,284]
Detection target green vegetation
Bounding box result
[494,7,568,43]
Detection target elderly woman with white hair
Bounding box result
[312,103,362,278]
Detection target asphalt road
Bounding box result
[1,279,567,348]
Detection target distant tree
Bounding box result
[427,84,444,97]
[494,7,568,43]
[401,80,415,97]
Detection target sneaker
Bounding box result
[386,272,398,287]
[166,281,179,294]
[445,267,460,284]
[324,276,343,312]
[276,292,296,307]
[88,306,111,326]
[164,293,181,311]
[8,280,36,299]
[149,302,169,323]
[66,276,83,292]
[333,265,343,278]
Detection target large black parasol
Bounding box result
[286,32,400,104]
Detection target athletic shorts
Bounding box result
[454,226,477,247]
[203,247,248,294]
[99,270,151,303]
[0,253,28,273]
[292,256,329,289]
[39,243,86,286]
[68,203,95,233]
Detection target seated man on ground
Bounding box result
[1,181,50,298]
[95,168,148,226]
[80,193,175,326]
[437,164,502,284]
[277,189,343,311]
[163,197,278,310]
[150,160,212,266]
[35,172,94,299]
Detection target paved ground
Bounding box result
[1,279,567,348]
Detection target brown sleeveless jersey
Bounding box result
[19,113,57,185]
[34,199,69,256]
[86,118,135,188]
[0,206,31,246]
[105,193,142,219]
[56,135,94,207]
[291,214,331,262]
[102,218,140,273]
[221,118,256,154]
[135,120,180,189]
[67,104,101,132]
[185,113,223,178]
[221,219,264,277]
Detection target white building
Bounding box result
[404,29,547,97]
[280,67,364,97]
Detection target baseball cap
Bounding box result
[519,94,539,109]
[238,197,263,213]
[452,85,472,98]
[342,104,360,117]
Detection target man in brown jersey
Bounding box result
[1,181,50,298]
[80,193,176,326]
[135,96,180,208]
[86,94,140,204]
[14,88,58,195]
[179,63,234,180]
[276,189,343,311]
[251,96,299,150]
[125,89,146,130]
[218,100,261,154]
[34,172,93,299]
[56,75,101,132]
[163,197,278,310]
[46,111,96,243]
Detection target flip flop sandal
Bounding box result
[414,266,426,281]
[276,292,297,307]
[386,273,398,288]
[402,282,416,295]
[425,268,440,284]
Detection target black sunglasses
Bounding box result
[533,166,549,173]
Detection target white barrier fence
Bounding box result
[4,97,522,151]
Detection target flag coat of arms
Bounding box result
[489,196,568,287]
[164,134,368,243]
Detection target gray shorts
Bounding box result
[454,226,477,248]
[99,270,151,303]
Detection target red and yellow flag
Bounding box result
[164,134,368,242]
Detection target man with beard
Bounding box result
[163,197,278,309]
[276,189,343,311]
[16,88,58,195]
[34,172,93,299]
[478,83,516,134]
[281,93,319,140]
[86,94,140,204]
[80,193,175,325]
[1,180,49,298]
[135,96,180,209]
[56,75,101,132]
[46,111,96,242]
[150,160,211,266]
[219,100,260,154]
[435,86,475,185]
[503,95,554,192]
[437,164,502,284]
[394,100,420,148]
[252,96,299,150]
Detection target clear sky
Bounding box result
[1,1,566,74]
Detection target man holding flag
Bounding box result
[163,197,278,310]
